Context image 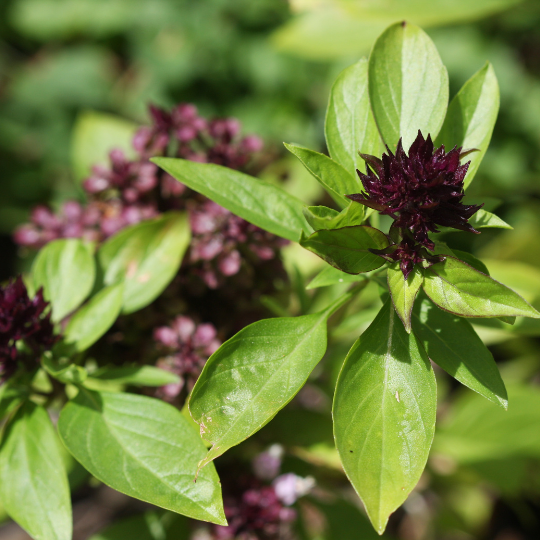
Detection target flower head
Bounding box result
[153,316,221,399]
[347,131,482,251]
[0,276,58,382]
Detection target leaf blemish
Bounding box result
[395,390,400,403]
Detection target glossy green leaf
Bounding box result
[0,402,72,540]
[0,385,23,421]
[71,110,138,181]
[64,282,124,352]
[152,158,309,242]
[413,295,507,408]
[300,226,389,274]
[450,249,490,275]
[368,22,449,150]
[303,202,365,231]
[324,58,384,176]
[468,209,511,229]
[333,300,436,533]
[284,144,357,208]
[387,263,423,332]
[307,265,367,290]
[435,62,499,189]
[423,257,540,319]
[98,212,190,314]
[33,238,95,322]
[89,365,180,387]
[189,294,353,470]
[58,389,226,525]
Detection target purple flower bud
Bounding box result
[62,201,83,221]
[153,326,178,348]
[196,238,224,261]
[31,206,61,229]
[176,126,198,142]
[13,225,42,248]
[173,103,198,121]
[132,126,153,153]
[193,323,217,347]
[171,316,196,341]
[161,174,186,197]
[241,135,263,153]
[252,445,283,480]
[83,175,110,194]
[218,250,241,276]
[273,473,315,506]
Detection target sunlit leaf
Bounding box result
[153,158,309,242]
[58,390,226,524]
[0,402,72,540]
[368,21,449,149]
[334,300,436,533]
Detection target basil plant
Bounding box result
[154,22,540,534]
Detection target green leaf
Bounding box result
[333,300,436,533]
[368,22,449,150]
[71,110,138,181]
[64,282,124,352]
[89,365,180,387]
[325,58,384,176]
[413,295,507,408]
[189,293,354,470]
[0,385,23,421]
[300,226,389,274]
[307,265,367,290]
[33,238,95,322]
[0,402,72,540]
[98,212,190,314]
[423,257,540,319]
[435,62,499,189]
[58,389,226,525]
[450,249,490,275]
[303,202,365,231]
[387,263,423,332]
[152,158,309,242]
[468,209,511,229]
[42,353,88,384]
[284,144,358,208]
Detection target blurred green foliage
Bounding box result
[3,0,540,538]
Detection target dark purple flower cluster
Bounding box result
[14,103,282,287]
[347,131,482,277]
[153,315,221,399]
[0,276,57,382]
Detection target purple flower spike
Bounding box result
[347,130,482,250]
[347,130,483,277]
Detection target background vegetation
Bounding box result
[2,1,540,539]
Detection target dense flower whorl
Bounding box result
[153,316,221,399]
[0,276,57,382]
[347,131,482,251]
